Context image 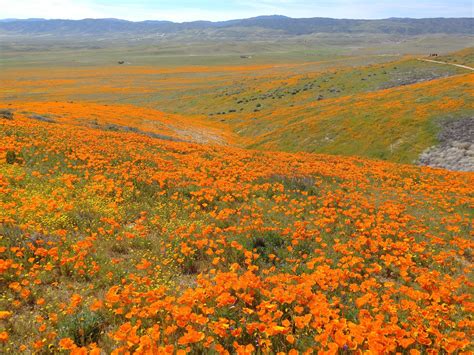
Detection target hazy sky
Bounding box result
[1,0,473,21]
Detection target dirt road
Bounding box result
[418,58,474,71]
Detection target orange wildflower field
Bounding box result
[0,49,473,354]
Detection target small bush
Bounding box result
[249,231,287,263]
[58,310,105,347]
[6,150,17,164]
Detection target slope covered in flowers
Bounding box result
[1,109,473,353]
[2,51,472,164]
[244,72,474,162]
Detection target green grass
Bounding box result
[1,33,473,68]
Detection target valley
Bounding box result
[0,19,473,354]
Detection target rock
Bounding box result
[0,109,14,120]
[417,117,474,172]
[29,114,56,123]
[454,142,470,150]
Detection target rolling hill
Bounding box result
[0,16,473,37]
[0,20,473,354]
[2,47,471,168]
[1,101,473,353]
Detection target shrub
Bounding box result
[6,150,17,164]
[58,310,105,347]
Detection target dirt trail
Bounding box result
[417,58,474,71]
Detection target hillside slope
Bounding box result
[1,109,472,353]
[2,51,472,166]
[243,72,473,162]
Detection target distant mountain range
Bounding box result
[0,16,472,37]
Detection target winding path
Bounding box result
[418,58,474,71]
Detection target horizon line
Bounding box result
[1,15,472,24]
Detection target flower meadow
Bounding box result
[2,56,472,165]
[0,104,472,354]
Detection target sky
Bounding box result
[1,0,473,22]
